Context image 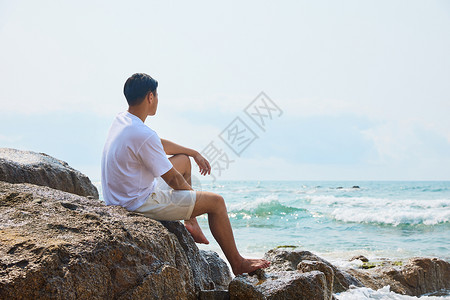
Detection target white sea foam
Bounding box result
[306,195,450,225]
[227,194,279,212]
[332,207,450,225]
[335,285,450,300]
[307,195,450,209]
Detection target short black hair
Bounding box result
[123,73,158,106]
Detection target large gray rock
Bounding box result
[0,181,229,299]
[160,221,232,291]
[200,250,233,290]
[0,148,98,198]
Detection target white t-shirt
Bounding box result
[101,111,173,210]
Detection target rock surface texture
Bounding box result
[160,221,232,292]
[228,247,450,300]
[0,148,98,198]
[0,181,231,299]
[228,247,353,300]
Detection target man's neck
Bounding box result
[127,106,147,123]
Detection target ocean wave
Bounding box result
[401,185,450,193]
[331,207,450,226]
[304,195,450,225]
[307,195,450,208]
[228,195,305,217]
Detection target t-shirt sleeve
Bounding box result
[138,132,173,177]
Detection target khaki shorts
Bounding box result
[134,177,197,221]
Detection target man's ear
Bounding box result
[146,91,154,104]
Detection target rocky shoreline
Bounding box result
[1,148,449,299]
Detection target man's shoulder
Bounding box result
[126,123,158,145]
[117,112,156,134]
[111,112,158,145]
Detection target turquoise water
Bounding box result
[193,180,450,299]
[192,181,449,263]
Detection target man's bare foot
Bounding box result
[184,218,209,244]
[232,257,271,275]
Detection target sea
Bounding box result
[96,180,450,299]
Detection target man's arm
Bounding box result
[161,139,196,156]
[161,167,193,191]
[161,139,211,176]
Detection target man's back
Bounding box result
[101,111,172,210]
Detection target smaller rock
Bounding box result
[229,271,330,300]
[298,260,334,299]
[350,255,369,263]
[346,257,450,296]
[263,248,354,293]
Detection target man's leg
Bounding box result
[192,191,270,275]
[168,154,209,244]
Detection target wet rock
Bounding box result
[229,270,329,300]
[298,260,334,298]
[263,247,355,293]
[346,257,450,296]
[0,148,98,198]
[0,181,229,299]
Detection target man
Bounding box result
[101,73,269,275]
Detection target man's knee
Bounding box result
[170,154,191,173]
[194,192,226,216]
[178,154,191,169]
[211,193,226,212]
[208,192,222,204]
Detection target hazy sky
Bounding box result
[1,0,449,181]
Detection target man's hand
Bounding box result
[193,153,211,176]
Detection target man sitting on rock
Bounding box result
[101,73,270,275]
